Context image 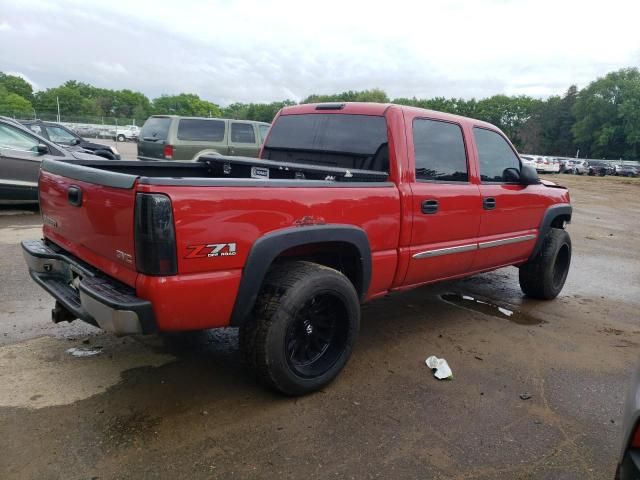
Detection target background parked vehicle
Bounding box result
[20,120,121,160]
[113,125,140,142]
[519,155,537,168]
[71,125,101,138]
[137,116,271,161]
[0,117,101,203]
[588,160,613,176]
[535,156,559,174]
[563,159,588,175]
[616,165,639,177]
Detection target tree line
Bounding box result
[1,68,640,159]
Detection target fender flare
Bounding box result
[529,204,572,260]
[230,225,371,326]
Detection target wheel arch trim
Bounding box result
[229,225,371,326]
[529,204,572,260]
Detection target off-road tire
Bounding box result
[239,261,360,396]
[519,228,571,299]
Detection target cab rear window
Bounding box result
[264,114,388,171]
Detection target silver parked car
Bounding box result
[0,117,102,204]
[562,159,588,175]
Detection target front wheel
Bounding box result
[519,228,571,299]
[117,134,126,142]
[240,261,360,396]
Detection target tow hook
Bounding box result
[51,301,77,323]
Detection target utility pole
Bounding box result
[56,96,61,122]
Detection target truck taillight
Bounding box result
[631,423,640,448]
[134,193,177,276]
[163,144,173,159]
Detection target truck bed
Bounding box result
[43,155,389,187]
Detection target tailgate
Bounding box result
[39,165,139,287]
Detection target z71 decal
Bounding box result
[185,243,237,259]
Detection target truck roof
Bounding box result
[280,102,497,130]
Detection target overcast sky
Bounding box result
[1,0,639,105]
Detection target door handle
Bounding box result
[421,199,439,214]
[67,185,82,207]
[483,197,496,210]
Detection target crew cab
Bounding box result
[22,103,572,395]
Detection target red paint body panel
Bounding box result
[39,171,138,287]
[37,102,572,332]
[136,270,242,330]
[136,184,401,285]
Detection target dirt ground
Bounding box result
[0,174,639,479]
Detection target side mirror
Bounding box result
[520,165,539,185]
[503,167,520,182]
[36,144,49,155]
[72,138,81,145]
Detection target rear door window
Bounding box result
[177,119,225,142]
[474,127,521,182]
[140,117,172,141]
[413,118,468,182]
[230,123,256,144]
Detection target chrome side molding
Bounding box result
[412,233,536,259]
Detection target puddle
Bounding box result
[0,336,175,409]
[440,293,544,325]
[66,347,102,357]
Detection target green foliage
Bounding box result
[0,85,33,116]
[0,73,34,101]
[222,100,296,122]
[522,86,578,155]
[572,68,640,158]
[302,88,389,104]
[152,93,221,117]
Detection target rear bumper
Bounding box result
[22,239,155,335]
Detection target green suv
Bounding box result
[137,116,271,161]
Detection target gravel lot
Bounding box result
[0,174,638,479]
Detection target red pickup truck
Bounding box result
[23,102,572,395]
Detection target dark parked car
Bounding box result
[0,117,101,203]
[587,160,613,176]
[19,120,121,160]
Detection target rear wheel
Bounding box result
[240,261,360,396]
[117,134,126,142]
[519,228,571,300]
